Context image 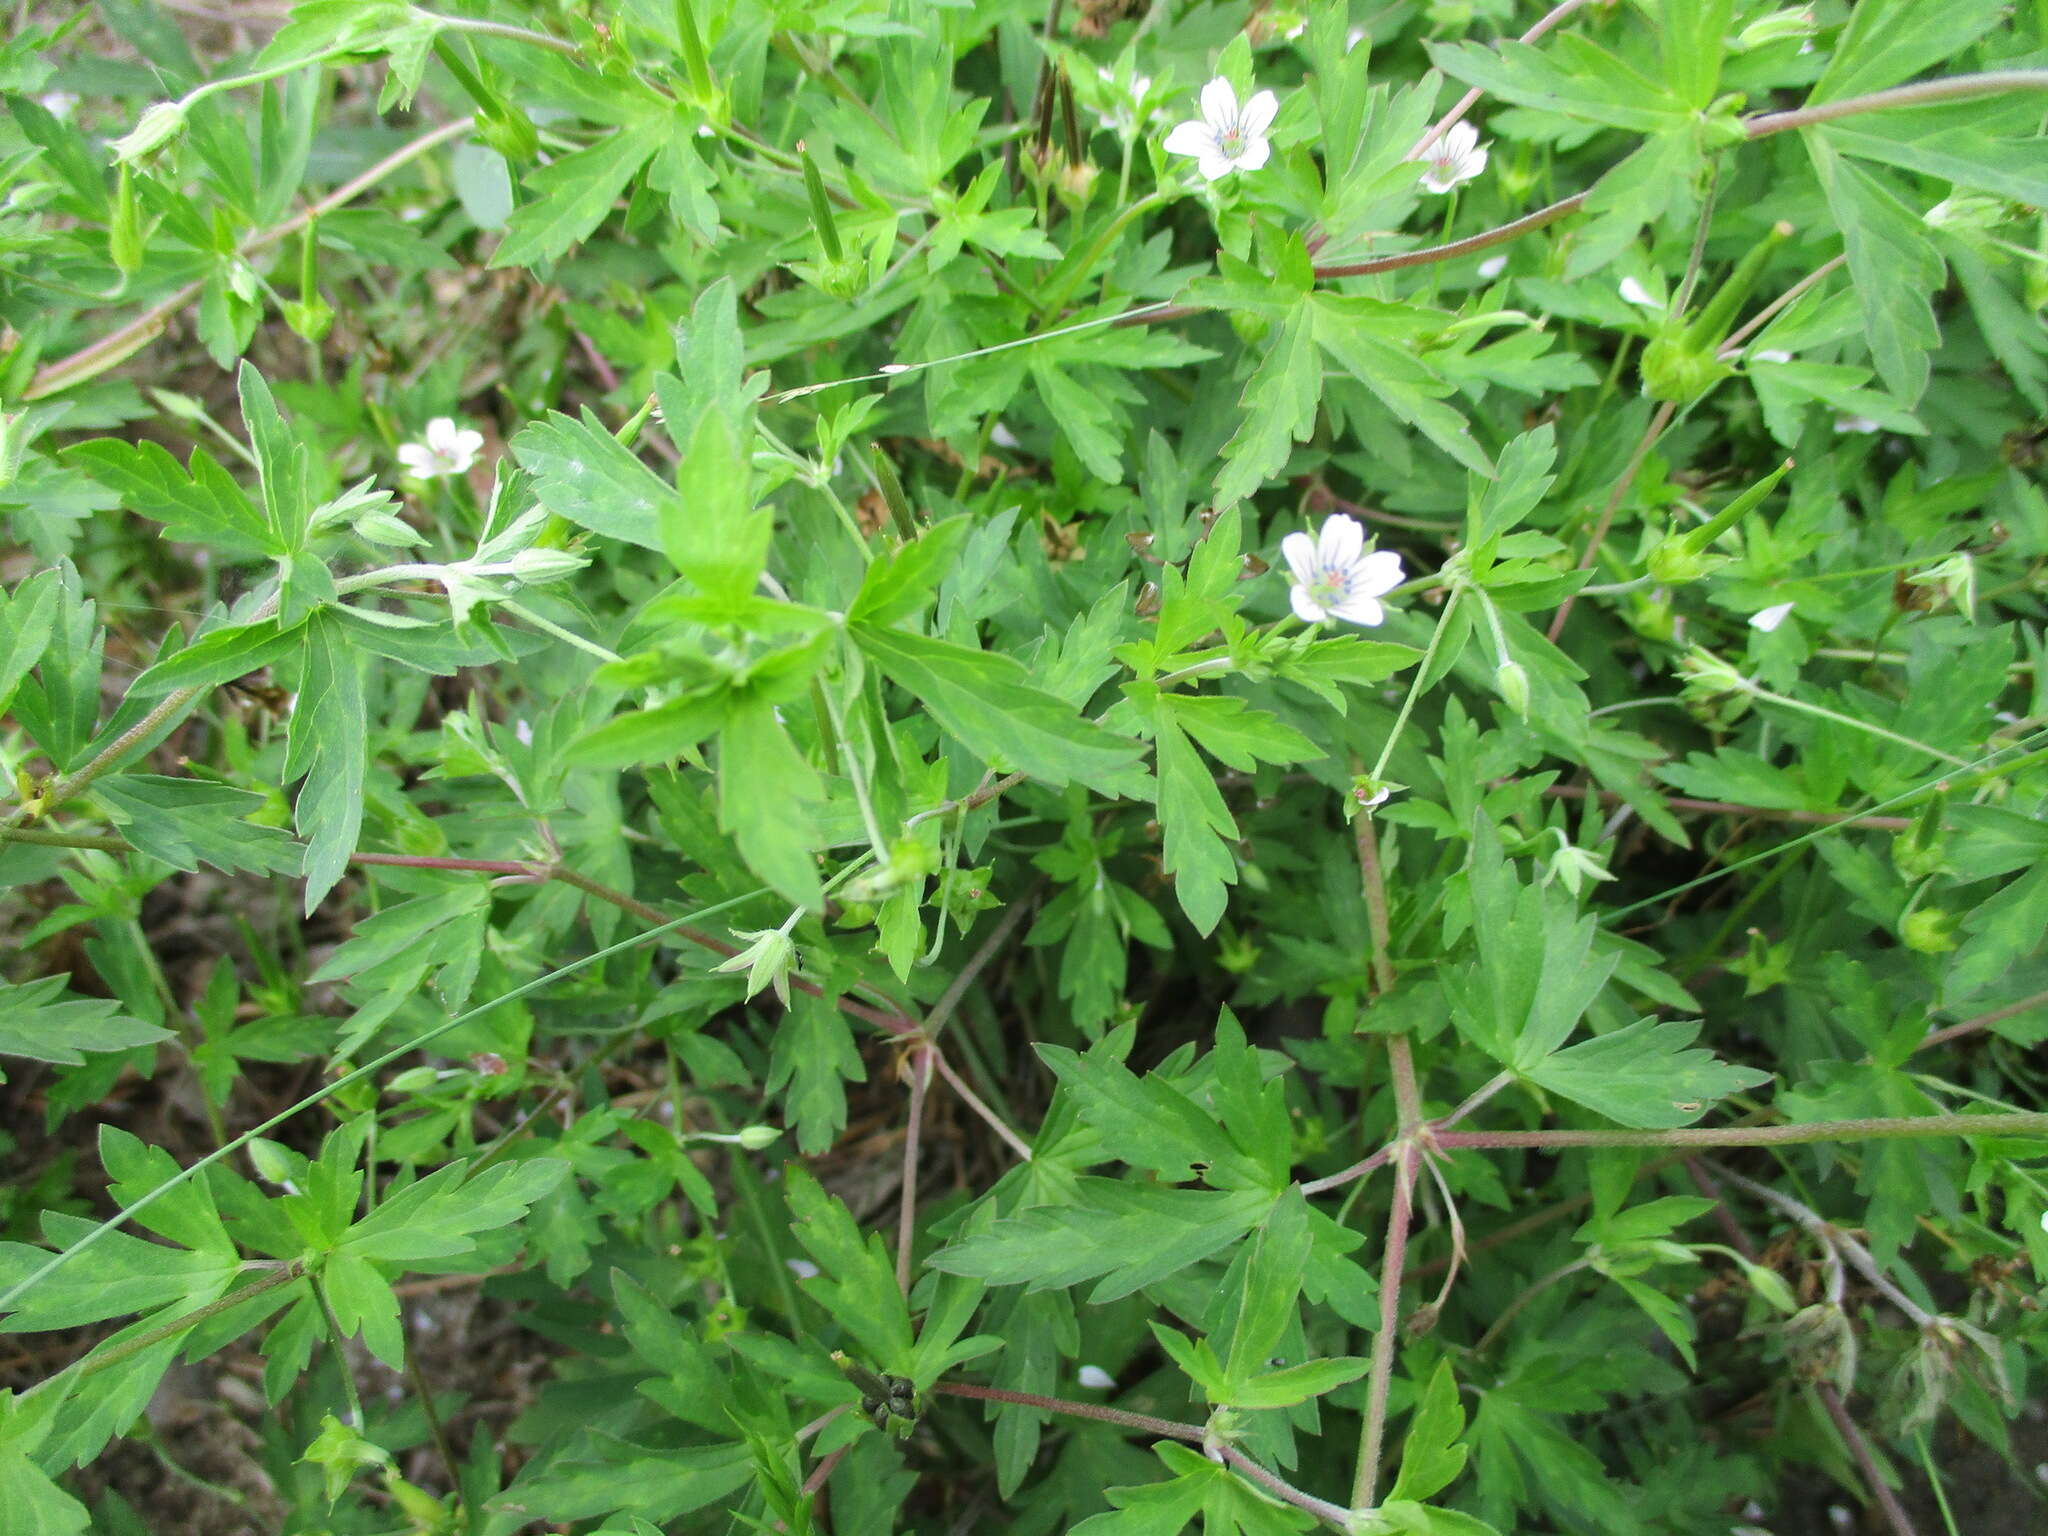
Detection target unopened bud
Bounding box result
[509,546,590,584]
[1901,907,1958,954]
[1733,6,1817,49]
[732,1124,781,1151]
[1494,659,1530,720]
[110,100,189,164]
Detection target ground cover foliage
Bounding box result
[1,0,2047,1531]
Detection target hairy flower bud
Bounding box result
[110,100,188,164]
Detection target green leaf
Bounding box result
[490,116,662,268]
[1214,306,1318,511]
[0,1449,89,1536]
[62,439,274,559]
[278,614,364,913]
[1808,0,2006,102]
[1425,36,1685,132]
[0,569,58,717]
[662,408,770,599]
[1152,712,1238,936]
[928,1181,1273,1303]
[339,1157,567,1264]
[1313,298,1493,476]
[1388,1361,1469,1505]
[0,977,171,1070]
[785,1163,914,1374]
[717,697,824,909]
[124,616,302,698]
[1524,1018,1773,1128]
[0,1212,237,1330]
[767,992,866,1155]
[656,276,752,449]
[1227,1356,1369,1409]
[1806,136,1942,403]
[1222,1186,1312,1385]
[849,516,970,627]
[511,409,675,552]
[237,363,313,552]
[1038,1040,1257,1188]
[852,625,1146,795]
[92,775,302,876]
[503,1443,753,1526]
[1165,693,1319,772]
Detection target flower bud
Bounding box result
[1780,1303,1857,1394]
[1494,659,1531,720]
[282,297,335,344]
[1901,907,1958,954]
[712,926,798,1005]
[1733,6,1817,49]
[1646,534,1719,586]
[108,163,145,276]
[1641,326,1731,404]
[732,1124,781,1151]
[110,100,189,164]
[509,546,590,584]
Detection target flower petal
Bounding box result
[1442,122,1478,158]
[1749,601,1795,633]
[1290,585,1329,623]
[1280,531,1319,587]
[452,428,485,458]
[397,444,432,474]
[1196,152,1235,181]
[1329,593,1385,627]
[1458,143,1488,181]
[1163,120,1217,159]
[1238,89,1279,138]
[1353,548,1405,597]
[1232,137,1271,172]
[1318,513,1364,569]
[1199,76,1239,131]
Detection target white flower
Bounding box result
[1094,69,1154,133]
[1832,414,1881,435]
[1619,276,1660,309]
[1749,601,1795,633]
[38,91,79,121]
[397,417,484,479]
[1163,77,1279,181]
[1415,121,1488,194]
[1751,348,1793,364]
[1476,254,1508,280]
[1281,514,1404,627]
[1346,26,1368,52]
[786,1258,821,1279]
[1078,1365,1117,1390]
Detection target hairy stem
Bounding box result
[1435,1112,2048,1153]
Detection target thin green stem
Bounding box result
[496,598,622,664]
[311,1272,369,1428]
[1743,682,1973,768]
[1371,588,1462,783]
[1435,1112,2048,1154]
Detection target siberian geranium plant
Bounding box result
[1,4,2046,1535]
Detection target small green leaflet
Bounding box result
[490,115,663,269]
[511,408,676,552]
[928,1181,1275,1303]
[784,1163,915,1376]
[280,612,366,913]
[92,775,302,876]
[61,439,273,559]
[0,977,171,1075]
[1523,1017,1773,1129]
[1388,1361,1470,1505]
[0,569,59,716]
[852,625,1147,795]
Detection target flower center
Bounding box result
[1217,123,1245,155]
[1307,569,1348,607]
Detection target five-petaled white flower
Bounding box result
[398,417,484,479]
[1282,514,1404,626]
[1164,77,1278,181]
[1416,121,1488,194]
